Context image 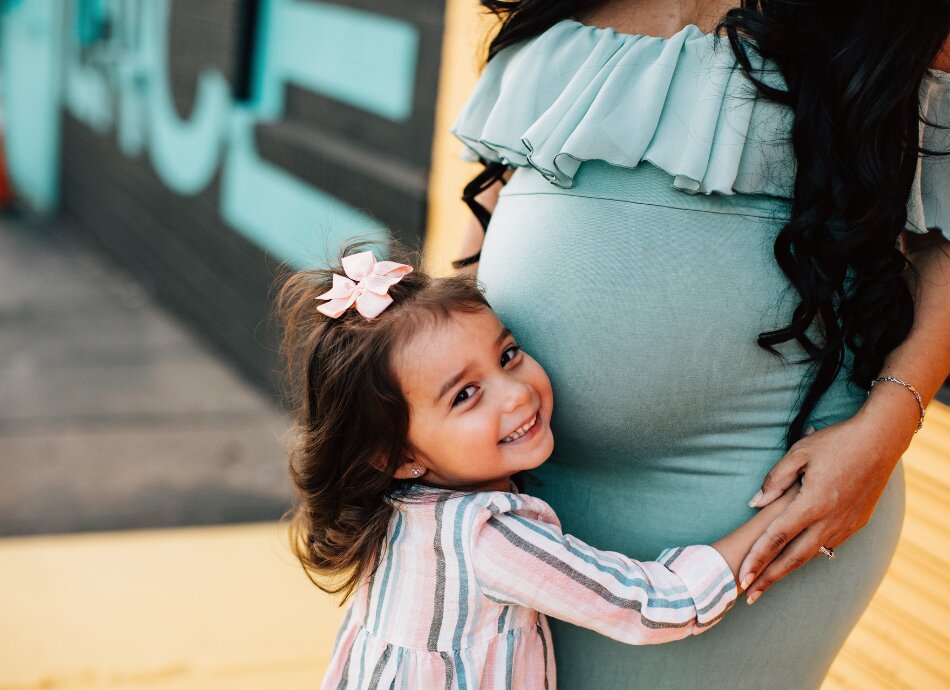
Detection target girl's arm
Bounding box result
[470,490,795,646]
[711,486,798,588]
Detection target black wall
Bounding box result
[60,0,445,394]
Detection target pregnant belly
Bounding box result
[476,161,866,556]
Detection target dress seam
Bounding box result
[499,190,791,223]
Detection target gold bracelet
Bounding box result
[868,376,925,433]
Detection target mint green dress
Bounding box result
[450,19,950,689]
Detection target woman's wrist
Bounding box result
[854,381,920,458]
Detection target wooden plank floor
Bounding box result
[1,405,947,689]
[822,401,950,690]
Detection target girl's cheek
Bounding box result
[460,412,497,444]
[530,363,554,401]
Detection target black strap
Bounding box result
[453,159,510,270]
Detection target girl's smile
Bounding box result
[500,410,541,444]
[394,307,555,491]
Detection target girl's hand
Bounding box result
[737,416,903,604]
[711,484,800,589]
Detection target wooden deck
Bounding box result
[823,402,950,690]
[1,403,947,689]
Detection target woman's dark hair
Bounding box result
[467,0,950,449]
[274,242,491,601]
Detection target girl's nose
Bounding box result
[502,379,532,413]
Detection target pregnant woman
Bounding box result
[450,0,950,687]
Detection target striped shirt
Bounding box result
[321,485,737,689]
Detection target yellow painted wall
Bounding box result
[423,0,498,276]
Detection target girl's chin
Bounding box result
[518,438,555,472]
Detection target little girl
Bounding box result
[276,246,797,690]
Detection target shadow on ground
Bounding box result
[0,212,295,536]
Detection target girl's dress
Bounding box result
[322,485,737,689]
[449,19,950,690]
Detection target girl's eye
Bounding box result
[501,345,521,367]
[452,384,478,407]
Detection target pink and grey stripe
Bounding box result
[321,486,737,689]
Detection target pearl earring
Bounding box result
[410,467,422,478]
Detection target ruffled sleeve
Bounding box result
[449,19,795,198]
[907,70,950,241]
[451,19,950,232]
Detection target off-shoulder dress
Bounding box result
[449,18,950,689]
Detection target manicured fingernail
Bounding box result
[748,490,763,508]
[804,426,816,435]
[740,574,754,590]
[747,591,761,605]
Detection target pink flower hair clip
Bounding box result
[316,250,413,319]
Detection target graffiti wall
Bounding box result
[0,0,446,390]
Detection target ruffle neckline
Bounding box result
[450,18,950,237]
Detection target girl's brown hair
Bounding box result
[274,242,490,601]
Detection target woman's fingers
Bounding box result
[749,426,815,509]
[737,503,814,592]
[748,428,814,509]
[743,526,831,604]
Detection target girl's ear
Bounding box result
[370,455,426,479]
[393,459,426,480]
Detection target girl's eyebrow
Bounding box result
[434,326,512,404]
[435,366,473,404]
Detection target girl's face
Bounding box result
[395,307,554,492]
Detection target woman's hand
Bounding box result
[739,230,950,603]
[711,485,799,589]
[737,413,906,604]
